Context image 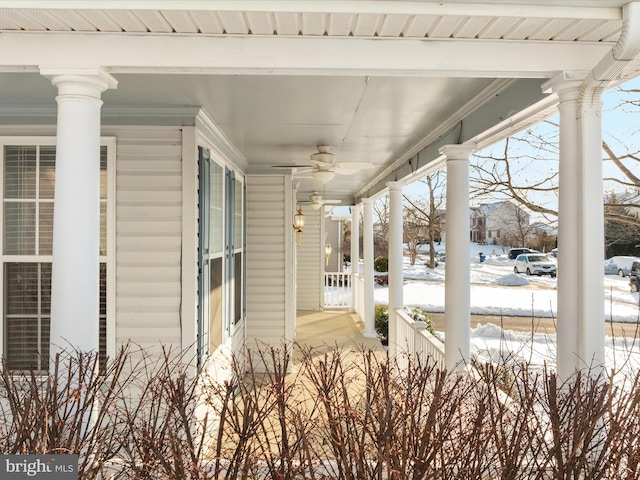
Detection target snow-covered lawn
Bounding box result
[372,242,640,374]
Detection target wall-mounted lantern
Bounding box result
[293,207,305,247]
[324,242,332,266]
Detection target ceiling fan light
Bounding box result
[313,170,336,183]
[310,202,323,210]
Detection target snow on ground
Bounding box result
[373,242,640,374]
[380,242,639,323]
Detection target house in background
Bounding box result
[0,1,638,384]
[470,201,530,245]
[528,222,558,253]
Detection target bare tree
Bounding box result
[470,131,559,223]
[373,197,389,258]
[404,172,445,267]
[470,90,640,250]
[403,199,430,266]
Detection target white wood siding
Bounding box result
[297,207,322,310]
[246,175,288,345]
[108,126,183,352]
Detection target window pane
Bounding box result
[234,252,242,324]
[234,179,242,247]
[5,263,50,371]
[5,263,38,315]
[40,263,51,315]
[100,263,107,365]
[210,162,223,254]
[100,146,107,200]
[100,201,107,256]
[39,201,54,255]
[4,146,36,199]
[209,257,222,350]
[4,202,36,255]
[6,316,50,371]
[6,317,39,370]
[39,146,56,199]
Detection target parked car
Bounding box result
[604,256,640,277]
[508,248,537,260]
[630,261,640,293]
[549,248,558,258]
[514,253,557,277]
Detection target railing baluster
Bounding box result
[324,272,352,307]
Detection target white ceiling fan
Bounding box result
[272,145,373,183]
[300,191,341,210]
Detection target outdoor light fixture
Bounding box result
[312,169,336,184]
[324,242,332,266]
[293,207,305,247]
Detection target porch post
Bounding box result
[545,75,582,380]
[350,204,361,309]
[440,144,475,371]
[362,198,377,338]
[387,182,404,353]
[41,67,117,361]
[578,88,606,372]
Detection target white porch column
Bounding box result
[545,76,582,380]
[578,90,606,372]
[41,67,117,360]
[350,204,361,311]
[440,144,475,371]
[387,182,404,353]
[362,198,377,338]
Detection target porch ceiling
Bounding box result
[0,1,639,203]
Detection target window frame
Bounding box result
[196,145,245,367]
[0,136,116,368]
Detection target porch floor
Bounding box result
[294,309,384,358]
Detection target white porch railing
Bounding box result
[395,308,446,370]
[323,272,352,308]
[351,272,444,368]
[353,273,364,317]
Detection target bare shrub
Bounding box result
[0,347,134,478]
[0,342,639,479]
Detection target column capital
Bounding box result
[386,181,404,192]
[439,143,476,160]
[362,197,374,206]
[40,66,118,96]
[542,72,583,104]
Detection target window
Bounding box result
[197,148,245,366]
[198,148,224,362]
[2,143,110,371]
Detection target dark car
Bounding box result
[508,248,536,260]
[630,261,640,293]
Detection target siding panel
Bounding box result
[246,175,287,346]
[296,207,322,310]
[111,126,183,348]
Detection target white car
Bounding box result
[514,253,557,278]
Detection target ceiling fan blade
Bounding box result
[333,162,374,174]
[271,164,313,169]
